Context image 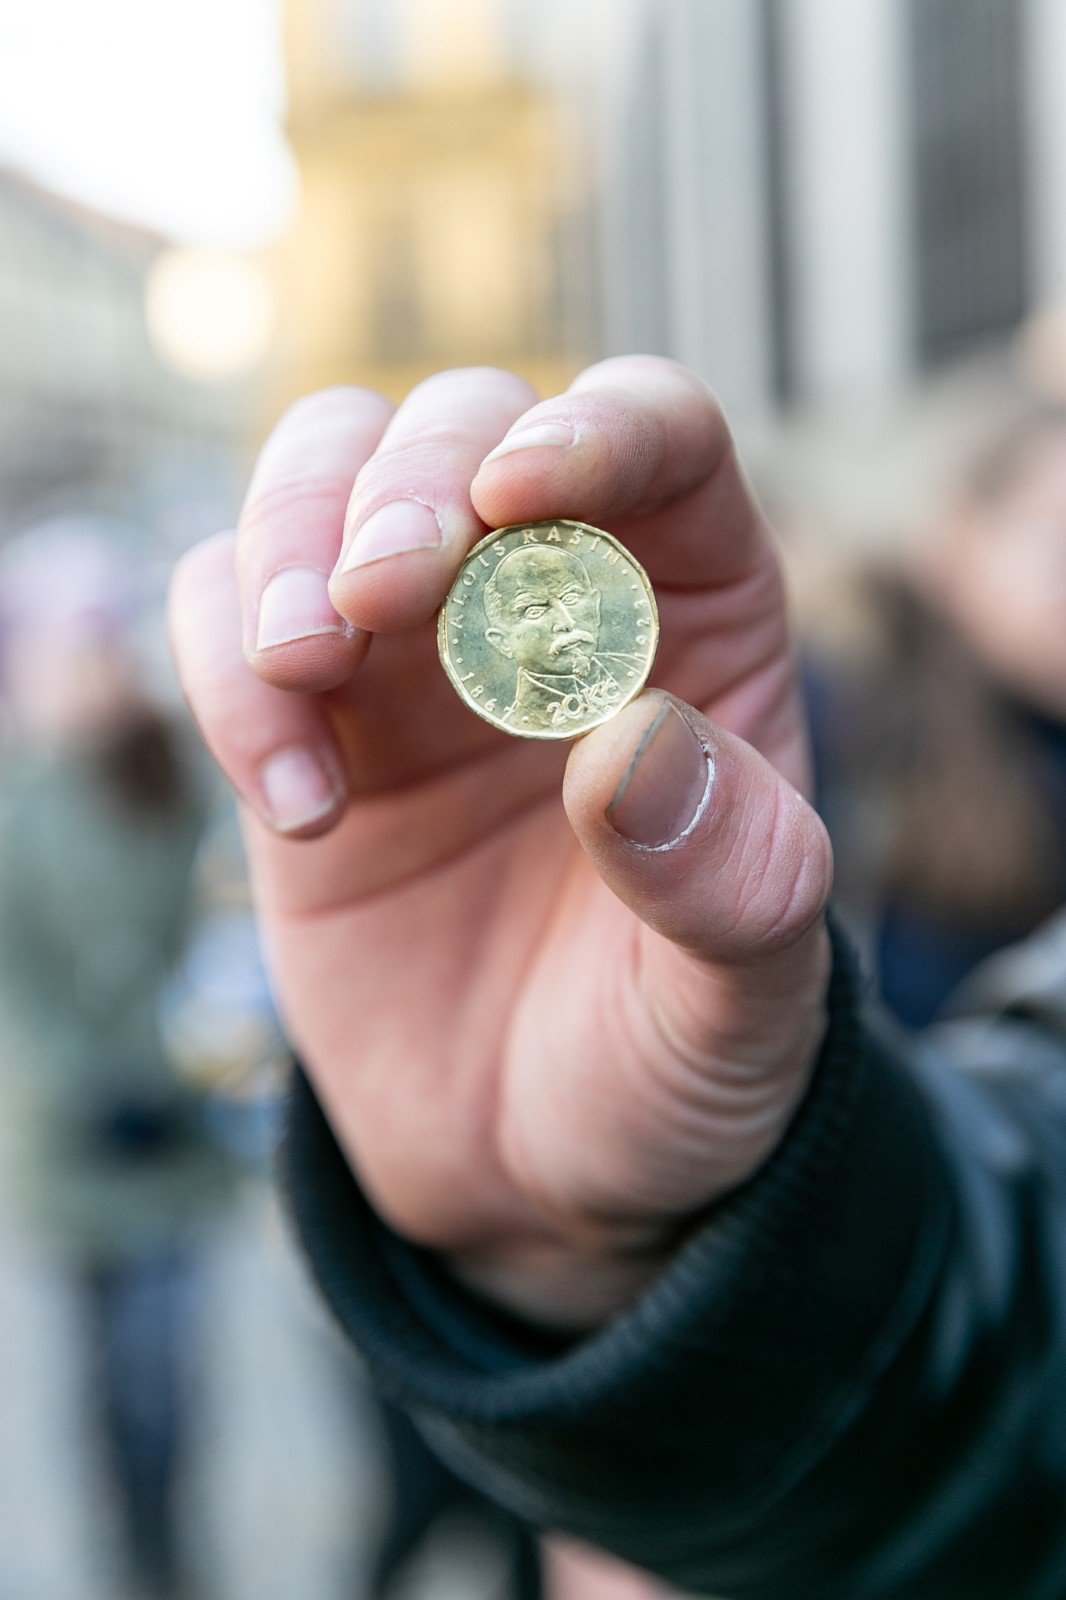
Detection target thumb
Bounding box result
[565,690,832,962]
[562,691,833,1201]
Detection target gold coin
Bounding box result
[437,520,659,740]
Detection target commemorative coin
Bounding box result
[438,520,659,740]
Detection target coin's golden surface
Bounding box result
[438,521,659,740]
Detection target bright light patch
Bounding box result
[146,250,276,381]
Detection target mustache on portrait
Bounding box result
[549,629,596,657]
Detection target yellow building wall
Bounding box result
[272,0,593,412]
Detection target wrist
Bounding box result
[444,1230,681,1333]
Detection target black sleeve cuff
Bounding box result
[279,927,951,1559]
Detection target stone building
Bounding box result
[0,168,241,532]
[279,0,1065,424]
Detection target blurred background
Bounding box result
[1,1,1065,1597]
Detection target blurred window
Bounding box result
[908,0,1030,362]
[611,6,673,358]
[333,0,505,90]
[333,0,404,88]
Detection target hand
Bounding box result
[545,1537,681,1600]
[169,359,832,1327]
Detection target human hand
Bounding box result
[169,359,832,1327]
[545,1536,683,1600]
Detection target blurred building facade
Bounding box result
[277,0,1066,445]
[593,0,1066,425]
[278,0,601,404]
[0,169,247,535]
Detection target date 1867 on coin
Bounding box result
[438,520,659,740]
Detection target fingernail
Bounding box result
[257,567,344,651]
[337,501,441,573]
[607,703,711,848]
[482,422,575,463]
[260,745,343,832]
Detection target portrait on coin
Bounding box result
[483,544,645,731]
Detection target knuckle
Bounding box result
[240,472,348,546]
[167,548,203,615]
[240,390,393,553]
[402,364,532,404]
[198,674,256,744]
[281,384,391,430]
[577,353,721,411]
[349,437,468,509]
[567,361,729,509]
[170,529,233,596]
[167,533,236,665]
[552,391,669,503]
[633,353,721,410]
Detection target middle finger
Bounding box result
[329,365,537,634]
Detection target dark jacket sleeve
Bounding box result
[279,925,1066,1600]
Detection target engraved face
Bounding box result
[438,520,659,741]
[483,547,602,679]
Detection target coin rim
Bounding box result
[437,520,660,741]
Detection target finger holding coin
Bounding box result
[471,355,767,591]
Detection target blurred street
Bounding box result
[0,1184,368,1599]
[0,1183,514,1600]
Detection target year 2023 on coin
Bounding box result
[438,520,659,741]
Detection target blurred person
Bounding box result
[0,520,230,1600]
[806,408,1066,1028]
[170,363,1066,1600]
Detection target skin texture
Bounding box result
[544,1539,675,1600]
[169,357,833,1328]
